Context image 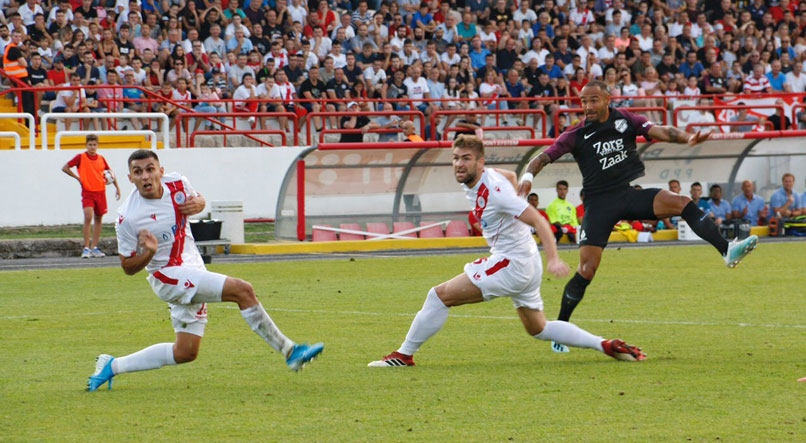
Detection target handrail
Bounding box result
[431,108,547,139]
[673,104,785,129]
[189,129,287,147]
[684,121,775,133]
[305,110,425,145]
[0,131,22,150]
[177,111,298,147]
[0,113,35,149]
[55,130,158,150]
[41,112,169,150]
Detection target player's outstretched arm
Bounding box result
[517,152,551,197]
[647,125,710,145]
[518,206,570,278]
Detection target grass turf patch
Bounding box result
[1,243,805,442]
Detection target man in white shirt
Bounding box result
[785,62,806,93]
[86,149,323,392]
[368,135,646,367]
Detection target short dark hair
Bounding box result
[556,180,569,188]
[128,149,159,167]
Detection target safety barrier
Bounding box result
[176,111,299,147]
[41,112,169,150]
[306,110,426,145]
[431,108,547,139]
[54,130,158,150]
[685,121,775,133]
[0,113,35,149]
[0,131,21,150]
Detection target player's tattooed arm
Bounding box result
[648,125,710,145]
[525,152,552,176]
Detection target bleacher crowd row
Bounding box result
[3,0,806,135]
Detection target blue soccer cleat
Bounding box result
[87,354,116,392]
[724,235,758,268]
[286,343,324,372]
[551,341,570,353]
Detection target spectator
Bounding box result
[769,173,802,219]
[192,78,222,132]
[456,12,477,42]
[785,62,806,93]
[375,102,402,142]
[729,106,760,133]
[731,180,768,226]
[340,101,379,143]
[401,120,424,142]
[546,180,579,243]
[678,51,705,80]
[203,24,227,57]
[766,60,789,92]
[689,182,709,212]
[52,73,87,130]
[743,64,772,94]
[233,72,260,128]
[708,184,733,225]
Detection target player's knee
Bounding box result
[174,347,199,364]
[578,261,598,280]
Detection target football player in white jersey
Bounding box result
[88,150,323,391]
[368,135,646,367]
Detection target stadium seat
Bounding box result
[366,222,390,238]
[393,221,417,238]
[338,223,365,241]
[445,220,470,237]
[312,225,337,242]
[418,222,445,238]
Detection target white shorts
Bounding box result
[147,266,228,336]
[463,252,544,310]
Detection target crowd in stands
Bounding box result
[3,0,806,138]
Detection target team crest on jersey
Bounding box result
[614,119,628,133]
[173,191,186,205]
[476,196,486,208]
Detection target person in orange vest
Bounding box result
[61,134,121,259]
[2,29,27,81]
[401,120,424,142]
[3,29,31,115]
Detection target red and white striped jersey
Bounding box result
[116,172,205,274]
[462,168,537,257]
[743,75,771,94]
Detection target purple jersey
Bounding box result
[543,108,654,195]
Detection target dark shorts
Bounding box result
[81,189,108,215]
[580,186,660,248]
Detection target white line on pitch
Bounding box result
[3,307,805,330]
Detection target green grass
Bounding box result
[0,222,275,242]
[2,243,805,442]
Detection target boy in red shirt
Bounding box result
[62,134,121,258]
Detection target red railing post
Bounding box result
[296,159,306,241]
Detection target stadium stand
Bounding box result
[1,0,805,149]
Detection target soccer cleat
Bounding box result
[724,235,758,268]
[81,248,91,259]
[90,248,106,258]
[87,354,116,391]
[367,351,415,367]
[286,342,324,372]
[602,339,646,362]
[551,341,570,353]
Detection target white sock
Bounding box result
[241,304,294,357]
[112,343,176,374]
[534,321,605,352]
[398,288,449,356]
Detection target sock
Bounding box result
[558,272,591,322]
[680,201,729,255]
[534,321,604,352]
[112,343,176,374]
[241,304,294,357]
[398,287,449,356]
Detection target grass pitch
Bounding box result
[2,242,805,442]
